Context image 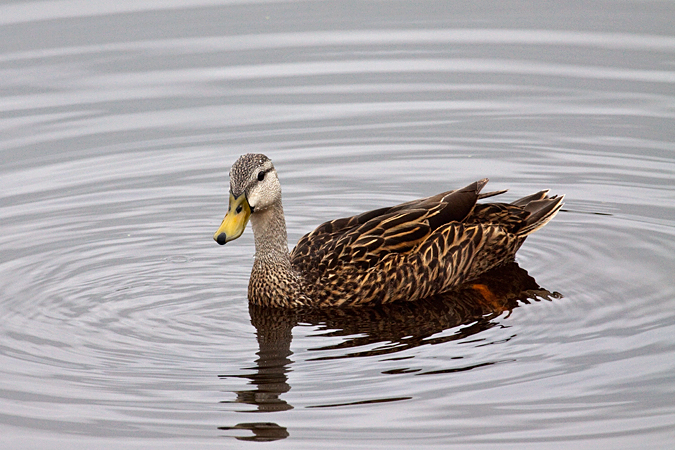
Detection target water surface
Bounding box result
[1,1,674,449]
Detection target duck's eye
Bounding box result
[257,171,265,181]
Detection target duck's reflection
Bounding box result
[219,262,560,441]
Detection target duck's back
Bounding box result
[290,180,563,307]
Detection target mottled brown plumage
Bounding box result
[214,153,564,308]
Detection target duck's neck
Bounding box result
[249,200,290,259]
[249,200,306,307]
[251,200,291,268]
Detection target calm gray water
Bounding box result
[1,1,674,449]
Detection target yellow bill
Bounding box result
[214,193,251,245]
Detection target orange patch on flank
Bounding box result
[469,283,501,308]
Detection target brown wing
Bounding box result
[289,179,563,307]
[291,179,489,284]
[305,221,520,307]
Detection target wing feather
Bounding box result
[284,178,563,306]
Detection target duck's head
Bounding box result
[213,154,280,245]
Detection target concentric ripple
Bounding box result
[1,0,675,448]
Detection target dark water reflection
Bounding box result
[220,262,558,441]
[2,0,674,447]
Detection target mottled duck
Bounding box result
[214,154,563,308]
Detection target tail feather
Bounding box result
[517,194,565,236]
[510,189,550,207]
[478,189,508,200]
